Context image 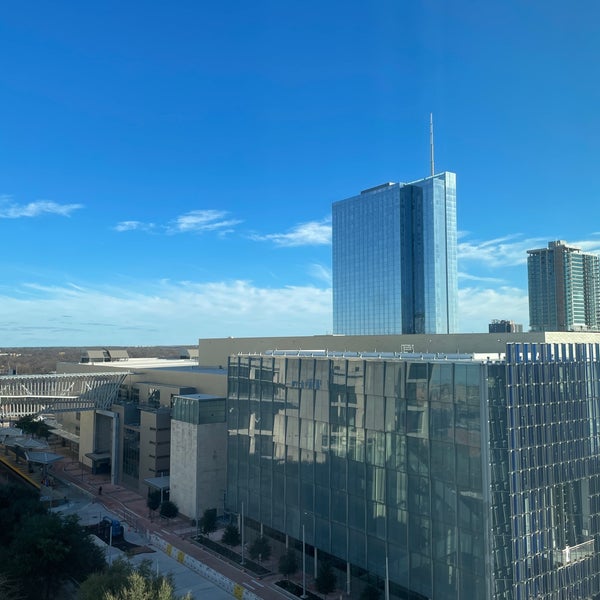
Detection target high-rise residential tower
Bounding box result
[527,240,600,332]
[332,172,458,335]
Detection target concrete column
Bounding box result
[111,412,119,485]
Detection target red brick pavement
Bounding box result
[55,454,330,600]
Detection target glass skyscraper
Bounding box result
[528,240,600,332]
[227,341,600,599]
[332,172,458,335]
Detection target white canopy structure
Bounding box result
[0,372,127,420]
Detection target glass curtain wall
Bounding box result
[227,354,486,599]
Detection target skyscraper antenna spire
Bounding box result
[430,113,435,176]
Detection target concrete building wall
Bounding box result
[170,420,227,520]
[79,411,95,467]
[139,409,171,488]
[170,419,199,519]
[54,358,227,492]
[55,360,223,393]
[198,332,600,368]
[197,422,227,516]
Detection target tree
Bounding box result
[0,484,45,547]
[147,490,161,513]
[278,549,298,579]
[78,557,134,600]
[359,585,381,600]
[103,570,192,600]
[221,524,240,546]
[79,558,186,600]
[315,561,336,596]
[248,536,271,561]
[13,415,50,439]
[198,508,217,535]
[0,573,24,600]
[13,415,36,436]
[159,500,179,519]
[2,511,105,600]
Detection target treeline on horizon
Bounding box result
[0,345,186,376]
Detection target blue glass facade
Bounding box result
[501,343,600,600]
[332,173,458,335]
[227,343,600,599]
[227,352,485,599]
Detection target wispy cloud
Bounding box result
[458,272,506,284]
[459,233,600,269]
[1,275,534,344]
[0,196,83,218]
[167,210,241,234]
[308,263,332,285]
[114,209,241,235]
[570,238,600,254]
[0,279,332,345]
[458,234,546,267]
[252,218,332,247]
[114,220,156,232]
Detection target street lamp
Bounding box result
[385,554,390,600]
[195,491,199,539]
[240,501,245,566]
[301,523,307,599]
[108,523,113,566]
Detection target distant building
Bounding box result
[488,319,523,333]
[332,172,458,335]
[80,348,129,363]
[527,240,600,332]
[55,356,227,518]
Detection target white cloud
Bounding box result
[458,285,529,332]
[2,275,533,344]
[167,210,242,234]
[458,234,546,268]
[458,232,600,278]
[308,264,332,285]
[115,209,241,235]
[252,218,331,247]
[114,220,156,232]
[458,272,506,284]
[0,196,83,218]
[0,280,332,346]
[570,238,600,254]
[459,234,600,269]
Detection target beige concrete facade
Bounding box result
[56,359,226,398]
[169,419,227,519]
[198,331,600,367]
[54,358,228,504]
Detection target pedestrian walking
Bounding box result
[98,485,102,495]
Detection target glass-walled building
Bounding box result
[227,343,600,599]
[527,240,600,332]
[332,172,458,336]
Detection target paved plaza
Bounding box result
[52,449,314,600]
[1,441,300,600]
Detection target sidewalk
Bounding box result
[53,452,314,600]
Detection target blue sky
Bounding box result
[1,1,599,346]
